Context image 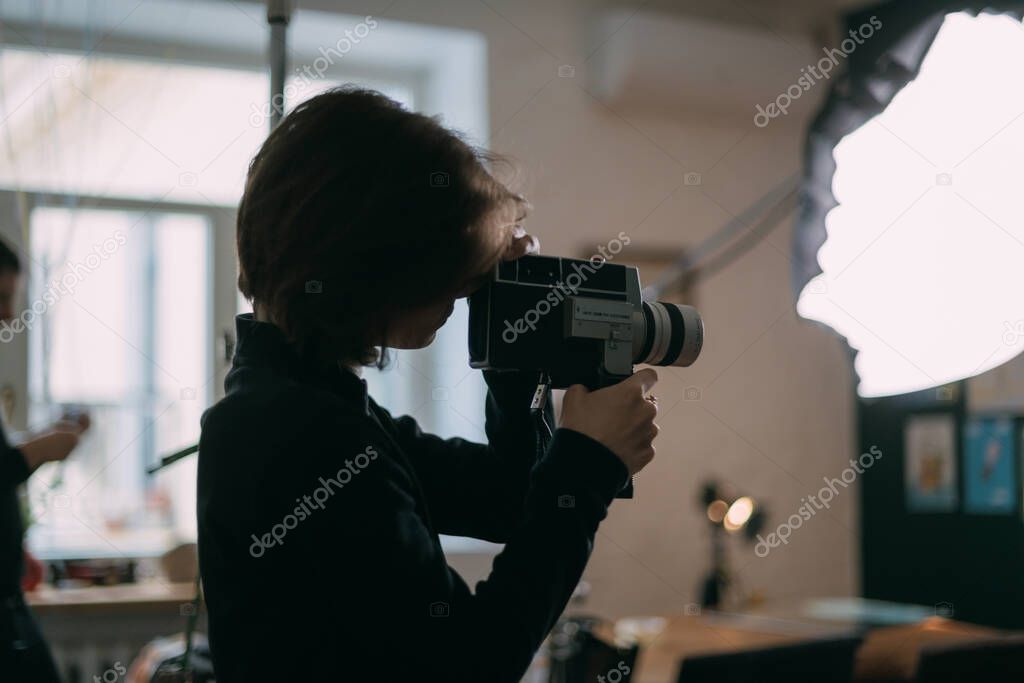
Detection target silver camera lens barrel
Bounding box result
[633,302,703,367]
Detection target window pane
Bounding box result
[0,47,416,206]
[29,207,138,403]
[153,213,210,541]
[26,206,211,556]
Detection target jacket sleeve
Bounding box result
[327,424,629,683]
[383,369,558,542]
[0,426,30,489]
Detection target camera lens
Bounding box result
[634,302,703,367]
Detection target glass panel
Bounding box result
[28,208,138,403]
[152,213,210,541]
[25,206,210,557]
[0,47,416,206]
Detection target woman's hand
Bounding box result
[559,369,660,475]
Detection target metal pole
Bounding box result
[267,0,294,130]
[152,1,297,483]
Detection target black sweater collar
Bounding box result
[229,314,370,415]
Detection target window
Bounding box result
[26,205,211,557]
[0,47,415,205]
[0,1,490,558]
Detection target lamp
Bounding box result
[794,6,1024,398]
[698,481,766,609]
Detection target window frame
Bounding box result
[3,190,235,559]
[0,0,493,558]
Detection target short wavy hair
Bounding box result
[237,87,524,366]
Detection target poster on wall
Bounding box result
[904,414,958,512]
[963,417,1017,514]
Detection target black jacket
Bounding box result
[197,314,628,682]
[0,426,28,598]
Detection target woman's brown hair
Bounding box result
[237,86,524,367]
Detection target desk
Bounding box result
[606,613,856,683]
[26,581,203,679]
[854,618,1002,681]
[610,612,1006,683]
[27,581,198,617]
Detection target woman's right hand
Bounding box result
[559,368,660,475]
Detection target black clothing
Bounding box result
[197,314,628,682]
[0,594,61,683]
[0,426,60,683]
[0,428,28,598]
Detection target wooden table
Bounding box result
[26,581,204,679]
[27,580,199,616]
[853,617,1003,681]
[600,613,857,683]
[601,612,1008,683]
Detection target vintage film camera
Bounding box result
[468,254,703,389]
[469,254,703,498]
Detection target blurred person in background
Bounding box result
[0,239,90,682]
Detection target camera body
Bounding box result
[469,254,703,499]
[468,255,702,390]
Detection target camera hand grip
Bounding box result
[591,371,635,500]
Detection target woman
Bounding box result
[0,239,90,682]
[197,87,660,682]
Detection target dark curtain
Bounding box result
[793,0,1024,298]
